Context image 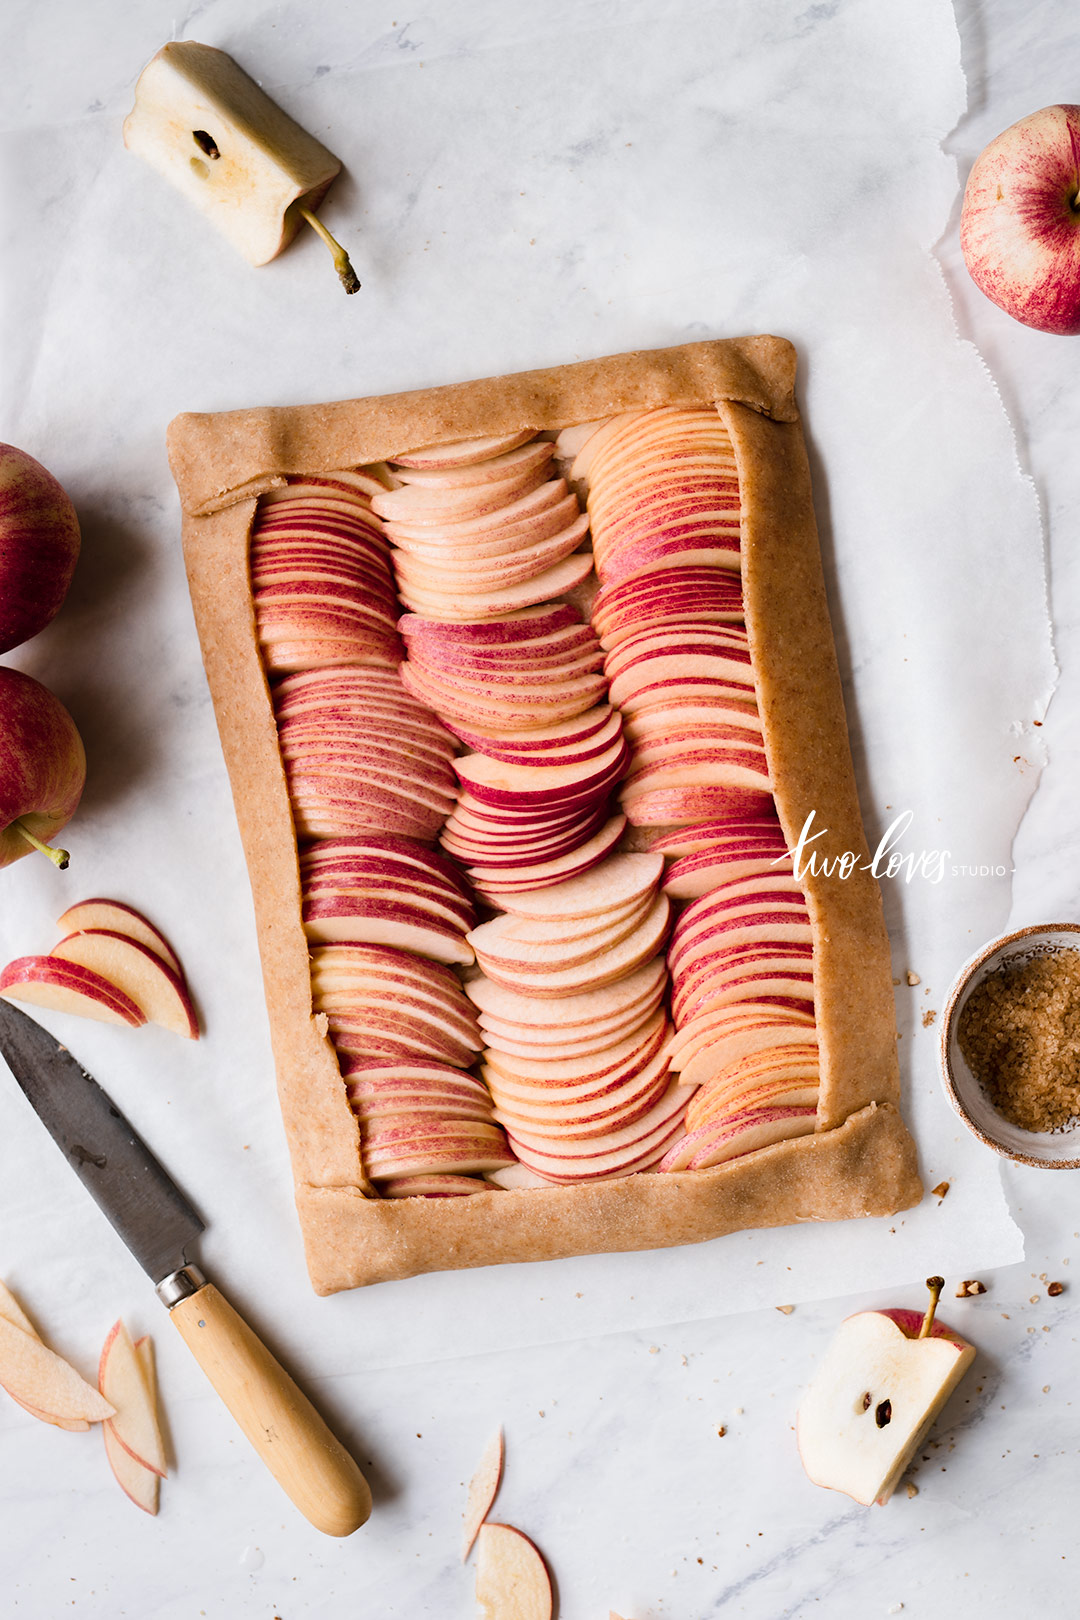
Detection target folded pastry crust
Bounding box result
[168,337,921,1295]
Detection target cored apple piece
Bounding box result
[476,1523,553,1620]
[55,900,184,976]
[0,1314,114,1423]
[0,957,146,1027]
[51,930,198,1039]
[462,1429,504,1560]
[797,1279,976,1506]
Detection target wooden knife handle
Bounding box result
[170,1282,371,1537]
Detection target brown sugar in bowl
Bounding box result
[941,923,1080,1168]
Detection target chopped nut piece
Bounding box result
[956,1280,986,1297]
[905,1481,919,1499]
[1030,1295,1040,1304]
[716,1425,727,1438]
[1048,1281,1065,1297]
[906,970,921,986]
[930,1181,950,1200]
[776,1304,794,1315]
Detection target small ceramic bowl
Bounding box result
[940,922,1080,1169]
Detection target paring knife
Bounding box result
[0,999,371,1538]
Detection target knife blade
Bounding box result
[0,999,371,1537]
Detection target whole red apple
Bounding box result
[0,667,86,869]
[960,104,1080,335]
[0,445,81,655]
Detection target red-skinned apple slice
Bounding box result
[393,440,551,487]
[462,1429,504,1561]
[687,1074,819,1132]
[100,1319,166,1477]
[391,431,537,469]
[0,1281,92,1431]
[303,898,475,965]
[397,552,595,620]
[467,813,628,894]
[55,900,184,975]
[659,1102,817,1172]
[0,1314,114,1423]
[0,956,145,1026]
[476,1523,553,1620]
[380,1174,489,1197]
[50,931,198,1039]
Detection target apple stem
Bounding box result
[13,820,70,870]
[919,1275,945,1338]
[298,207,360,294]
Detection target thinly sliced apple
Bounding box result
[391,431,537,469]
[0,1315,114,1422]
[102,1328,163,1515]
[50,931,198,1040]
[55,901,184,976]
[380,1174,490,1197]
[476,1523,553,1620]
[0,957,146,1027]
[0,1282,92,1432]
[462,1429,504,1560]
[100,1319,166,1477]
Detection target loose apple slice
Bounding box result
[55,900,184,975]
[0,1281,92,1431]
[0,957,146,1027]
[103,1329,162,1516]
[0,1314,114,1422]
[797,1281,976,1506]
[462,1429,504,1560]
[476,1523,553,1620]
[50,931,198,1039]
[100,1319,166,1476]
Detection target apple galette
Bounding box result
[168,338,921,1293]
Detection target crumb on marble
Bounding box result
[931,1181,950,1200]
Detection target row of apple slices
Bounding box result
[398,603,610,732]
[566,407,742,586]
[300,835,477,967]
[344,1060,516,1185]
[381,435,595,619]
[463,857,692,1182]
[251,474,401,672]
[275,665,460,844]
[0,899,197,1038]
[440,741,630,891]
[654,817,819,1171]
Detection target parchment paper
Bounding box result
[0,0,1044,1371]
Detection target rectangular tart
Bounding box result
[168,337,921,1294]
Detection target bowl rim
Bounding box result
[940,922,1080,1169]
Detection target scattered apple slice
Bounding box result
[462,1428,504,1560]
[55,900,184,976]
[99,1318,166,1478]
[0,1281,91,1431]
[51,931,198,1039]
[103,1328,163,1515]
[0,956,145,1027]
[0,1314,114,1423]
[797,1278,976,1506]
[476,1523,553,1620]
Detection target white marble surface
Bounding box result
[2,0,1080,1615]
